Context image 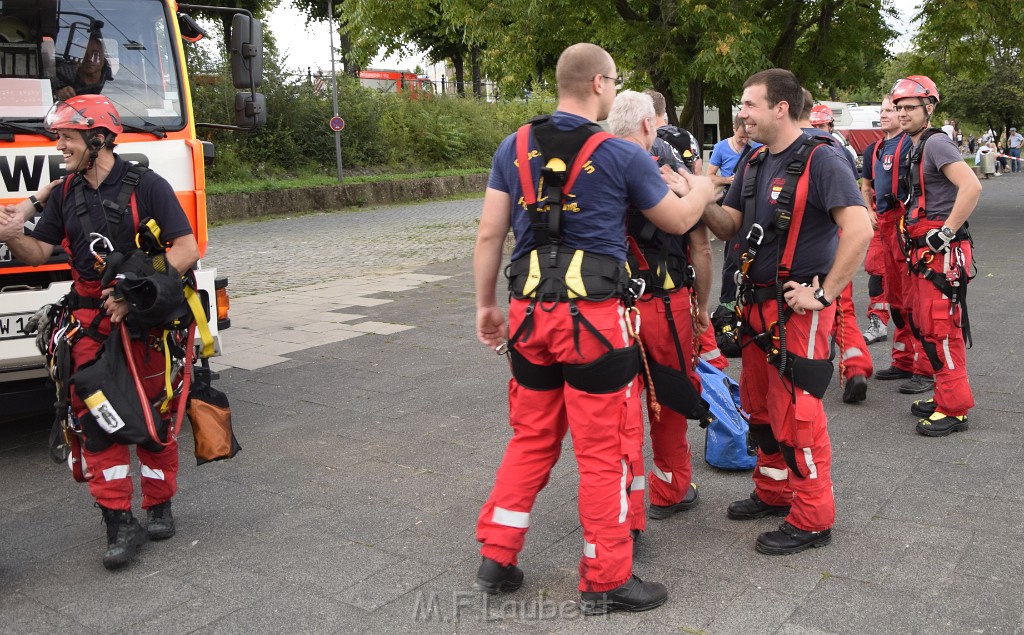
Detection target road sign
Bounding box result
[329,116,345,132]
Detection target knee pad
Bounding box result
[747,423,780,455]
[563,345,640,394]
[779,443,806,479]
[868,274,883,298]
[508,348,564,391]
[920,339,944,372]
[890,307,905,329]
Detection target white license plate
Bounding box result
[0,312,34,340]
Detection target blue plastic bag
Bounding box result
[697,359,756,471]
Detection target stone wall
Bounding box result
[206,173,489,222]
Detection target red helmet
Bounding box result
[890,76,939,104]
[809,104,834,125]
[44,95,123,135]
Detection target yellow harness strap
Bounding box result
[185,286,215,359]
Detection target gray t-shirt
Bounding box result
[913,131,965,222]
[723,134,864,284]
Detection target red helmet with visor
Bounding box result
[890,76,939,105]
[809,104,834,125]
[44,95,123,135]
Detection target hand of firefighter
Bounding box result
[101,287,131,324]
[660,165,690,197]
[677,169,717,207]
[477,305,508,350]
[924,228,953,253]
[783,275,827,315]
[0,205,26,242]
[694,306,710,333]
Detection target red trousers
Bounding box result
[635,291,701,512]
[835,283,874,380]
[878,214,931,376]
[476,298,643,593]
[741,300,836,532]
[70,307,179,511]
[907,236,974,416]
[865,228,890,323]
[697,321,729,370]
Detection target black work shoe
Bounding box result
[99,506,144,570]
[580,575,668,615]
[916,412,968,437]
[899,374,935,394]
[727,492,791,520]
[648,483,700,520]
[145,501,175,541]
[841,375,868,404]
[755,521,832,555]
[910,398,937,418]
[471,557,523,595]
[875,366,914,381]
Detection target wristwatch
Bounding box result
[940,226,955,239]
[813,287,832,307]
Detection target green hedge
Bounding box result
[190,65,555,185]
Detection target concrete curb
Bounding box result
[206,173,489,222]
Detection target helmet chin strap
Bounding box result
[79,130,105,174]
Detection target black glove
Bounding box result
[924,227,953,253]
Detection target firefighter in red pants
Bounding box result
[861,227,890,345]
[472,44,716,615]
[891,76,981,436]
[607,90,713,535]
[4,95,199,569]
[806,102,873,403]
[861,96,935,394]
[693,69,871,554]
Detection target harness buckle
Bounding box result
[495,342,509,356]
[746,223,765,247]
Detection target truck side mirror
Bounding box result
[229,15,262,90]
[234,92,266,128]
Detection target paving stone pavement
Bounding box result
[2,178,1024,634]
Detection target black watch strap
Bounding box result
[813,287,832,307]
[29,195,44,212]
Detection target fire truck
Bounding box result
[358,69,434,96]
[0,0,265,414]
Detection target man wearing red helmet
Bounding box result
[890,76,982,436]
[3,95,199,569]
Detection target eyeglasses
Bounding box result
[894,104,924,113]
[597,74,623,89]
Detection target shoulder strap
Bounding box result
[116,164,149,233]
[904,128,943,222]
[890,134,906,198]
[778,140,829,275]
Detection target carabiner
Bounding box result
[495,342,509,356]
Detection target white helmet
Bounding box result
[0,17,31,43]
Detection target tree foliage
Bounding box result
[909,0,1024,136]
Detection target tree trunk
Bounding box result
[471,45,482,98]
[453,53,465,96]
[679,78,704,147]
[650,71,677,126]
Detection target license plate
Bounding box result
[0,312,34,340]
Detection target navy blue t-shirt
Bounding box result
[723,134,865,285]
[488,111,669,262]
[32,156,193,281]
[862,133,911,214]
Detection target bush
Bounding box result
[189,58,555,184]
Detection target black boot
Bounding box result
[471,557,523,594]
[99,505,144,570]
[146,501,175,540]
[727,492,791,520]
[755,521,832,555]
[648,483,700,520]
[580,575,668,615]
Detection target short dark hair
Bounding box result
[744,69,803,121]
[643,89,667,118]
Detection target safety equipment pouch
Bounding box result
[72,330,165,445]
[645,358,710,420]
[697,360,756,471]
[187,379,241,465]
[773,352,833,399]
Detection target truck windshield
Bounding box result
[0,0,185,130]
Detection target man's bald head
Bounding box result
[556,43,614,101]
